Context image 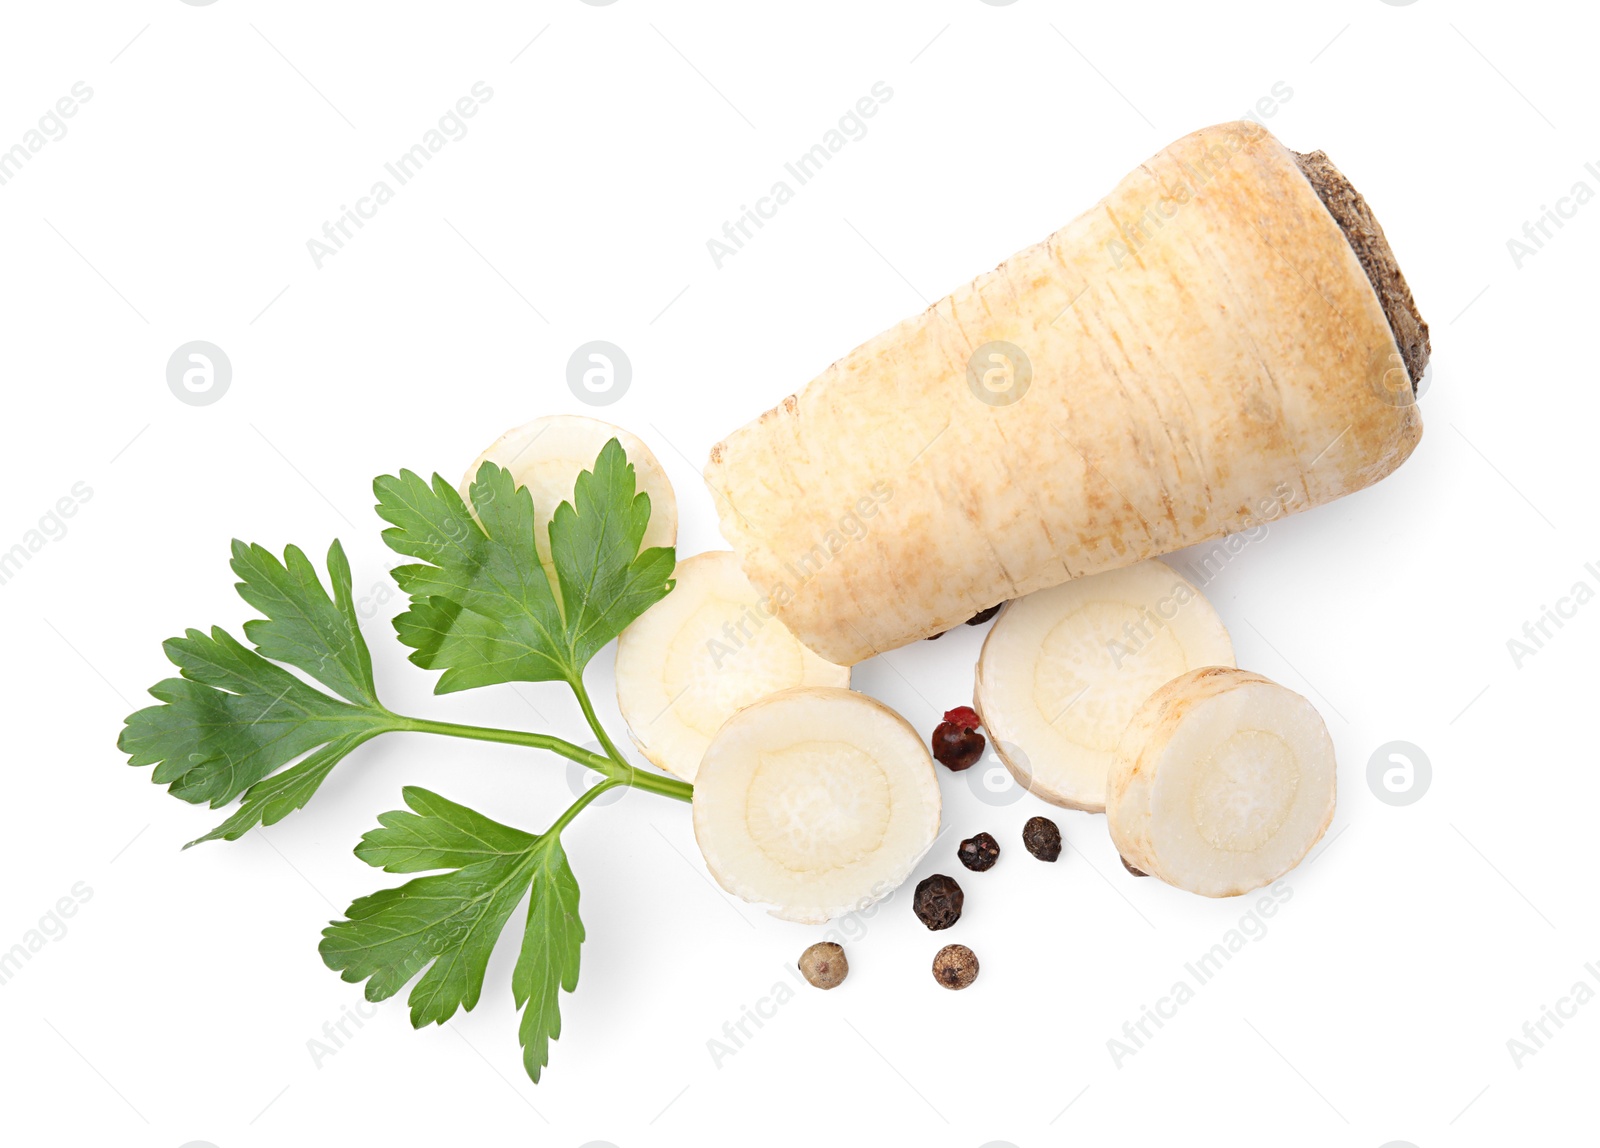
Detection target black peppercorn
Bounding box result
[1120,854,1148,877]
[931,944,979,990]
[932,706,985,771]
[913,873,964,930]
[1023,816,1062,862]
[958,832,1000,872]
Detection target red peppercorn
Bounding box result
[944,706,980,729]
[932,707,985,771]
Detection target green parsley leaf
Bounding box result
[118,540,394,827]
[550,438,677,672]
[375,440,674,693]
[320,787,585,1066]
[184,732,374,848]
[355,787,536,872]
[231,539,378,705]
[514,837,583,1083]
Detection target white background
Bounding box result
[0,1,1593,1145]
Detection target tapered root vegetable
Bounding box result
[692,687,941,923]
[1106,667,1335,897]
[704,120,1427,666]
[974,559,1233,812]
[614,551,850,781]
[464,415,677,600]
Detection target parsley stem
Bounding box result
[396,716,693,803]
[568,676,631,773]
[398,716,610,769]
[563,678,694,802]
[547,776,625,836]
[606,765,694,803]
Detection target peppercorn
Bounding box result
[965,604,1002,626]
[1023,816,1062,861]
[912,873,964,930]
[931,944,979,990]
[932,706,985,771]
[958,832,1000,872]
[798,941,849,989]
[1120,854,1148,877]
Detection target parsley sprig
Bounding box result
[119,439,686,1082]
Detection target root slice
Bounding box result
[974,559,1234,811]
[463,415,677,604]
[615,551,849,781]
[1106,667,1335,898]
[692,688,941,923]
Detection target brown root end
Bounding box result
[1294,149,1431,388]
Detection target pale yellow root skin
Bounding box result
[1106,667,1336,898]
[704,121,1422,666]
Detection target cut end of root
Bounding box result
[1294,148,1431,388]
[691,687,942,922]
[1107,667,1335,898]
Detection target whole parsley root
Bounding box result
[119,439,689,1085]
[704,121,1428,667]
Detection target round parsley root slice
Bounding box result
[973,559,1234,812]
[1107,667,1335,898]
[462,415,678,594]
[692,687,941,923]
[614,551,850,781]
